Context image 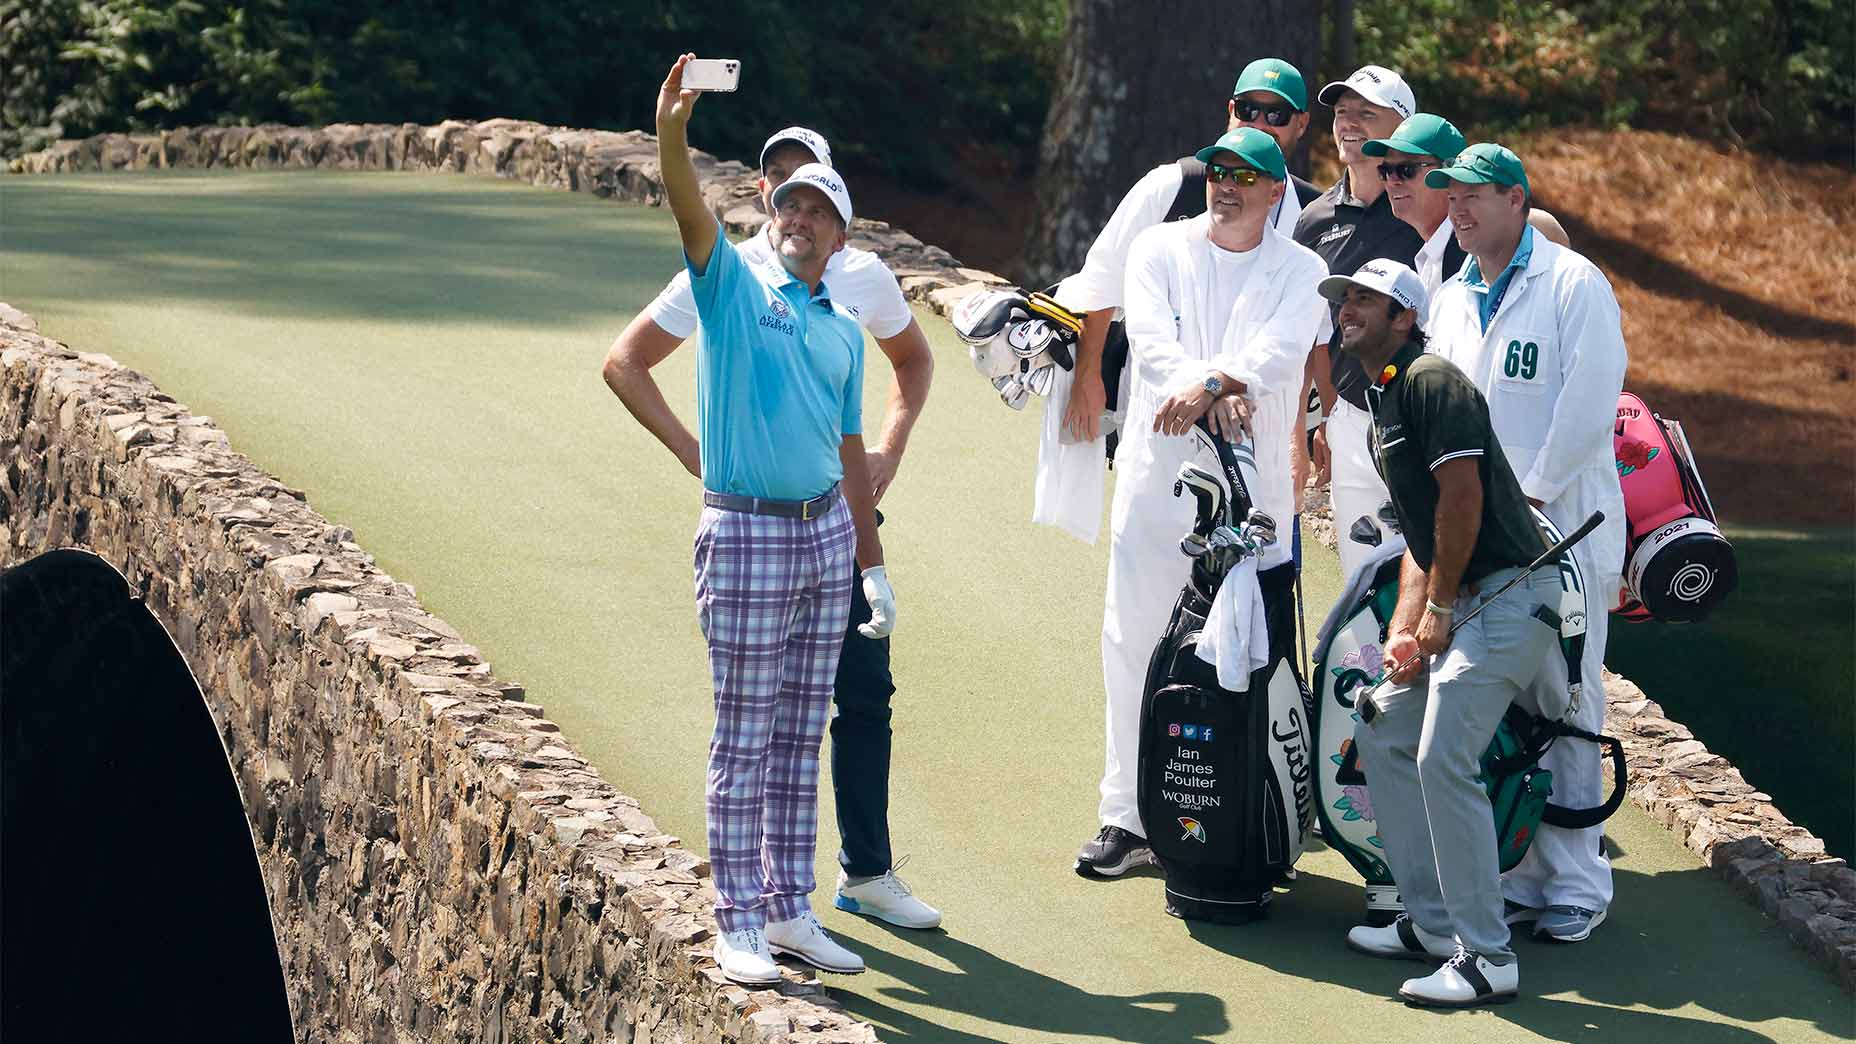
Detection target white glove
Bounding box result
[858,566,896,639]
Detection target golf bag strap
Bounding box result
[1167,157,1208,223]
[1539,721,1629,830]
[1094,158,1206,469]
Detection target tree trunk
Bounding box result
[1019,0,1322,287]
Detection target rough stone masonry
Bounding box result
[7,116,1854,1012]
[0,304,880,1043]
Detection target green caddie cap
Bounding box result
[1363,113,1467,163]
[1231,58,1308,112]
[1423,142,1530,197]
[1194,127,1288,182]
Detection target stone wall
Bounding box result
[0,307,880,1042]
[10,121,1852,993]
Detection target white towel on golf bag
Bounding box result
[1194,557,1269,691]
[1033,365,1109,544]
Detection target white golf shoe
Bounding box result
[1399,948,1519,1007]
[765,911,865,974]
[834,865,943,929]
[1345,915,1455,962]
[714,927,780,986]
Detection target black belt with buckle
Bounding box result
[703,484,839,521]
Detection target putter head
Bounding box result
[1349,515,1383,548]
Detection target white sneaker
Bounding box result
[1399,948,1519,1007]
[1345,915,1456,962]
[834,864,943,929]
[713,927,780,985]
[765,911,865,974]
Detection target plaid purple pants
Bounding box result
[693,494,856,931]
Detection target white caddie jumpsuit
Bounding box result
[1098,216,1326,835]
[1430,228,1629,914]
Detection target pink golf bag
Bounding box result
[1612,392,1736,621]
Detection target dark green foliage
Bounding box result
[0,0,1066,175]
[2,2,1843,164]
[1356,0,1853,161]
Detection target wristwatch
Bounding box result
[1202,373,1225,397]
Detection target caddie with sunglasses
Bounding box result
[1054,58,1321,449]
[1364,114,1572,303]
[1075,127,1326,879]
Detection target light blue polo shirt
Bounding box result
[687,225,864,501]
[1464,225,1535,333]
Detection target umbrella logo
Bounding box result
[1179,817,1206,843]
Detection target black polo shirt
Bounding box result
[1366,341,1547,584]
[1294,173,1425,411]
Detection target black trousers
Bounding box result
[830,577,896,878]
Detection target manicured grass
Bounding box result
[3,170,1850,1043]
[1608,526,1855,859]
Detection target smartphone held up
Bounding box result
[682,58,741,92]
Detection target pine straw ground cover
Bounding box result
[1503,129,1853,528]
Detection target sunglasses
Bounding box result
[1233,99,1296,127]
[1377,160,1439,182]
[1206,163,1262,186]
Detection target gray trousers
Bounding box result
[1354,566,1559,961]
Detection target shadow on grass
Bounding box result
[1185,867,1844,1043]
[843,924,1231,1043]
[0,171,685,328]
[1607,527,1855,859]
[838,858,1849,1043]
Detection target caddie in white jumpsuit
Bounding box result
[1074,128,1325,876]
[1425,143,1629,943]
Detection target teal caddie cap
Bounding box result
[1363,113,1467,163]
[1423,142,1530,197]
[1194,128,1288,182]
[1231,58,1308,112]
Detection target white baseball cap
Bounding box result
[1318,65,1416,120]
[1318,258,1428,320]
[770,162,853,226]
[759,126,832,172]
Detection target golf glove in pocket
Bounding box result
[858,566,896,639]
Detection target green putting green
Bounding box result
[3,171,1847,1043]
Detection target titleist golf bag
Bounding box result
[1613,392,1737,622]
[1310,512,1627,925]
[1136,423,1312,923]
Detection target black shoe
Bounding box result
[1075,826,1156,878]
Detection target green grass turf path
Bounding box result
[3,172,1848,1043]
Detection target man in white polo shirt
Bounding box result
[1425,143,1628,944]
[604,115,942,937]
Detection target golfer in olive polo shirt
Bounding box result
[644,54,892,987]
[1320,258,1561,1007]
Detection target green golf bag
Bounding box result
[1310,512,1628,925]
